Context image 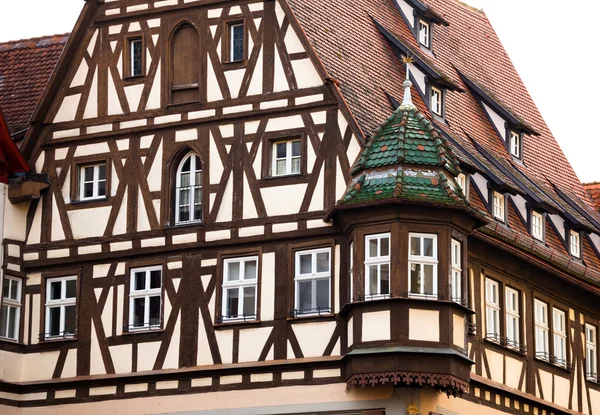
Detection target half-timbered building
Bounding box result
[1,0,600,414]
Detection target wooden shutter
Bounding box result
[170,24,200,104]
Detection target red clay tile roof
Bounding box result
[0,34,68,135]
[584,182,600,212]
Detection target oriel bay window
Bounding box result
[221,257,258,322]
[408,233,438,299]
[129,266,162,331]
[44,276,77,339]
[294,248,331,316]
[451,239,462,303]
[0,276,22,341]
[175,152,202,224]
[365,233,390,300]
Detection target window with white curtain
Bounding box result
[505,287,520,350]
[485,278,500,342]
[553,308,567,367]
[535,299,549,361]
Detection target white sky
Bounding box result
[1,0,599,183]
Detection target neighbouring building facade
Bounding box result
[1,0,600,414]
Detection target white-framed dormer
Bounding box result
[531,210,544,242]
[492,191,506,222]
[418,19,431,49]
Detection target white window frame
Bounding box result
[1,276,22,341]
[221,256,259,321]
[553,308,567,367]
[586,324,597,381]
[365,233,391,300]
[451,239,462,303]
[129,38,143,77]
[505,287,520,350]
[408,233,438,299]
[229,22,245,62]
[272,139,301,177]
[510,131,521,158]
[129,266,162,331]
[45,276,77,339]
[535,299,549,361]
[430,86,442,116]
[418,19,430,48]
[532,211,544,241]
[570,230,581,258]
[79,163,107,201]
[485,278,500,342]
[493,191,505,221]
[294,248,331,316]
[349,242,354,303]
[456,173,467,198]
[175,153,202,224]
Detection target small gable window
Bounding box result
[570,230,581,258]
[79,163,107,201]
[430,86,443,116]
[418,19,431,48]
[510,131,522,159]
[457,173,468,198]
[272,139,301,177]
[226,21,246,63]
[175,153,203,224]
[127,37,144,77]
[532,211,544,241]
[492,191,505,222]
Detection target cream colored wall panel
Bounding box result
[275,0,285,24]
[110,344,132,374]
[60,348,77,379]
[219,124,234,138]
[70,60,88,88]
[108,24,122,35]
[335,161,347,201]
[137,188,151,231]
[553,374,569,408]
[225,69,245,99]
[146,61,161,110]
[196,309,214,365]
[124,84,144,112]
[247,48,264,96]
[261,252,275,321]
[68,207,111,239]
[137,342,160,372]
[83,68,99,119]
[266,115,304,132]
[308,168,324,211]
[452,314,465,348]
[362,310,391,342]
[116,285,124,336]
[284,26,304,54]
[209,131,224,185]
[538,369,552,399]
[89,386,116,396]
[590,389,600,415]
[292,321,336,357]
[0,351,23,382]
[273,44,288,92]
[334,244,340,313]
[90,322,106,375]
[147,18,161,28]
[253,142,262,178]
[216,330,234,364]
[162,314,180,369]
[176,128,198,142]
[87,124,112,135]
[113,191,128,235]
[238,327,273,362]
[504,356,522,389]
[107,71,122,115]
[21,351,60,381]
[261,184,307,216]
[5,199,29,241]
[188,109,215,120]
[87,29,98,55]
[124,383,148,393]
[272,222,298,233]
[53,94,80,123]
[216,178,233,222]
[74,142,110,157]
[207,60,224,102]
[311,111,326,125]
[101,287,113,336]
[243,174,259,219]
[292,59,322,89]
[347,316,354,348]
[408,309,439,342]
[30,294,40,345]
[485,349,503,383]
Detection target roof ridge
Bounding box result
[0,33,70,52]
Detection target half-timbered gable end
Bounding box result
[2,0,600,414]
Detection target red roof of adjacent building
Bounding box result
[584,182,600,212]
[0,34,68,136]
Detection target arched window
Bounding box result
[170,23,200,104]
[175,153,202,224]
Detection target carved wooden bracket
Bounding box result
[346,371,469,397]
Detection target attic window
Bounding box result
[570,230,581,258]
[531,211,544,241]
[510,131,522,159]
[492,191,505,222]
[430,86,443,116]
[418,20,431,48]
[457,173,468,199]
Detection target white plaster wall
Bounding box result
[215,330,234,364]
[261,252,275,321]
[452,314,464,348]
[291,321,336,357]
[137,342,161,372]
[482,102,506,140]
[238,327,273,362]
[361,311,391,342]
[485,349,503,383]
[3,196,28,241]
[261,184,307,216]
[409,64,426,94]
[504,356,523,389]
[396,0,415,27]
[472,173,489,203]
[68,207,112,239]
[54,94,81,123]
[510,194,528,221]
[408,309,439,342]
[21,351,60,381]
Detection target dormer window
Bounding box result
[531,211,544,241]
[456,173,468,198]
[418,20,431,48]
[570,230,581,258]
[430,86,443,116]
[510,131,522,159]
[493,191,505,222]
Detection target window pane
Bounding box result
[380,264,390,295]
[181,157,191,173]
[380,237,390,257]
[369,265,378,295]
[291,157,301,174]
[98,165,106,180]
[276,143,287,158]
[244,260,257,280]
[298,281,312,313]
[231,24,244,61]
[98,180,106,197]
[135,272,146,291]
[316,279,329,309]
[2,278,8,299]
[243,286,256,317]
[424,238,434,257]
[424,264,434,294]
[194,170,202,186]
[64,305,76,334]
[276,160,286,175]
[150,270,161,289]
[410,263,421,293]
[299,254,312,274]
[0,305,8,337]
[10,280,19,301]
[410,237,421,256]
[227,262,240,282]
[7,307,15,339]
[369,238,378,258]
[226,288,239,318]
[132,40,143,76]
[49,307,61,336]
[50,281,62,301]
[180,172,191,188]
[292,141,301,157]
[133,298,145,327]
[66,279,77,299]
[84,167,94,182]
[84,183,94,198]
[316,252,329,273]
[149,296,161,326]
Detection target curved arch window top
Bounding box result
[171,23,200,104]
[176,153,202,224]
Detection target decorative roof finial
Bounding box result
[401,55,415,109]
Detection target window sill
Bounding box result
[39,336,78,344]
[214,318,261,329]
[287,313,334,322]
[534,356,573,373]
[123,327,164,336]
[222,60,248,71]
[263,173,304,181]
[164,222,203,231]
[483,336,527,356]
[0,336,20,344]
[123,75,145,82]
[70,197,110,208]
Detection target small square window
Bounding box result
[227,21,245,62]
[44,276,77,340]
[510,131,521,158]
[493,191,505,222]
[430,86,443,116]
[79,163,107,201]
[532,211,544,241]
[221,257,258,322]
[129,266,162,331]
[128,38,143,77]
[418,20,430,48]
[272,139,301,177]
[570,230,581,258]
